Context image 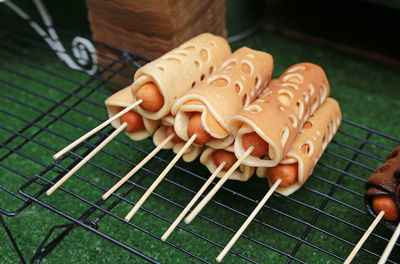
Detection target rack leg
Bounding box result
[30,223,76,264]
[27,156,161,263]
[1,214,26,264]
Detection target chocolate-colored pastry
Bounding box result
[365,145,400,232]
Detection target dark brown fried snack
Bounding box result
[365,145,400,232]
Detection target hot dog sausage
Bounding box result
[372,195,399,222]
[268,163,298,188]
[119,110,145,133]
[241,132,269,157]
[187,112,212,144]
[212,149,237,171]
[135,82,164,111]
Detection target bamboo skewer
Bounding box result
[184,146,254,225]
[378,222,400,264]
[216,178,282,262]
[102,134,175,200]
[124,134,197,221]
[53,100,143,160]
[344,210,385,264]
[46,122,127,196]
[161,161,226,241]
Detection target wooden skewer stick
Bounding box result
[161,161,226,241]
[216,178,282,263]
[102,134,175,200]
[344,210,385,264]
[53,99,143,160]
[124,134,197,221]
[377,222,400,264]
[46,122,127,196]
[184,146,254,225]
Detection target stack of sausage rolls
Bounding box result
[104,32,342,196]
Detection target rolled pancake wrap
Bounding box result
[131,33,231,120]
[171,47,273,149]
[365,145,400,232]
[105,87,159,141]
[232,62,330,167]
[256,98,341,196]
[200,145,255,181]
[153,115,202,162]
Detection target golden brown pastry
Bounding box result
[200,145,255,181]
[105,87,159,140]
[256,98,341,195]
[232,63,330,167]
[153,115,203,162]
[131,33,231,120]
[171,47,274,149]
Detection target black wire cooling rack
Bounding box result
[1,21,400,263]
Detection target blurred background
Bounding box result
[3,0,399,63]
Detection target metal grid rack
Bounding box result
[1,21,400,263]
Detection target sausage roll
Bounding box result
[256,98,341,195]
[131,33,231,120]
[171,47,274,149]
[365,145,400,232]
[232,63,330,167]
[153,115,203,162]
[200,145,255,181]
[105,87,160,140]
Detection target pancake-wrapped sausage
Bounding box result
[171,47,274,149]
[365,145,400,232]
[200,145,255,181]
[131,33,231,120]
[153,115,202,162]
[105,87,160,140]
[256,98,341,195]
[232,63,330,167]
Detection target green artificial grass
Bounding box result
[1,6,400,264]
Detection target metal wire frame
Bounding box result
[0,25,144,211]
[0,18,149,262]
[0,214,26,263]
[1,23,399,263]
